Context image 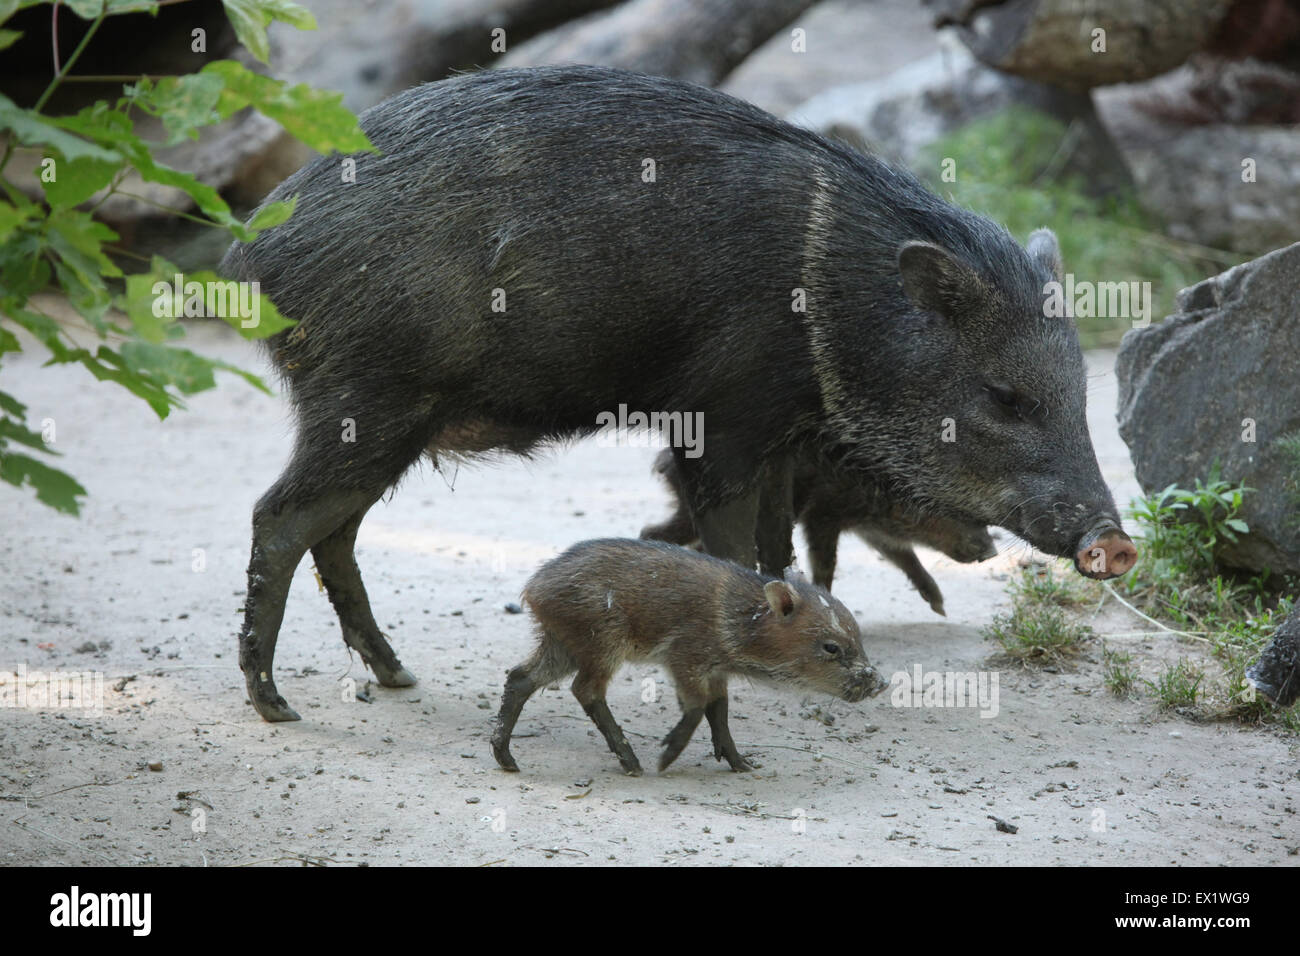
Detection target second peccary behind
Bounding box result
[641,449,996,615]
[223,65,1136,723]
[1246,615,1300,708]
[491,538,887,775]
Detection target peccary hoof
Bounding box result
[249,692,301,722]
[378,666,418,688]
[244,672,301,722]
[1245,618,1300,707]
[491,742,521,773]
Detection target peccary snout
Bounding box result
[944,526,1000,564]
[844,665,889,702]
[1074,525,1138,579]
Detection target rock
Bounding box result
[720,0,940,116]
[1125,124,1300,254]
[497,0,815,86]
[1096,63,1300,255]
[1115,242,1300,576]
[1246,615,1300,707]
[788,38,1084,167]
[927,0,1232,92]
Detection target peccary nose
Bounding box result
[847,667,889,702]
[1074,528,1137,579]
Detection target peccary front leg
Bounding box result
[703,682,755,772]
[311,510,416,687]
[693,491,760,570]
[755,457,795,577]
[862,532,946,616]
[240,483,377,722]
[802,510,841,590]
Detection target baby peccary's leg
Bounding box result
[491,639,574,772]
[572,668,642,776]
[658,707,705,772]
[704,680,755,772]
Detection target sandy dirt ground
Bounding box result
[1,323,1296,866]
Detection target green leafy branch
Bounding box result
[0,0,375,514]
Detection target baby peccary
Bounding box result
[491,538,887,775]
[642,450,996,616]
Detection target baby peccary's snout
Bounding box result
[1074,525,1137,579]
[491,538,880,776]
[844,665,889,702]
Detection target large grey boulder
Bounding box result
[1096,62,1300,256]
[1116,242,1300,576]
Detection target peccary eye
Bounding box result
[822,642,842,657]
[985,384,1024,420]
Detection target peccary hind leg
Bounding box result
[240,481,381,722]
[572,669,642,775]
[658,706,705,772]
[311,510,416,687]
[491,640,576,772]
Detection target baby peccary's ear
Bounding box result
[764,580,799,617]
[1026,227,1063,283]
[897,241,990,321]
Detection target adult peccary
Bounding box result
[641,448,996,615]
[1246,615,1299,708]
[221,65,1137,723]
[491,538,886,774]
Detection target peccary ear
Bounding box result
[764,580,799,617]
[897,241,989,320]
[1026,228,1063,283]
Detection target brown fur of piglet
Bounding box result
[490,538,887,776]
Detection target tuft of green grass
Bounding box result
[1010,562,1094,608]
[1144,658,1205,711]
[1102,643,1138,698]
[984,602,1092,665]
[917,106,1245,349]
[985,563,1096,666]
